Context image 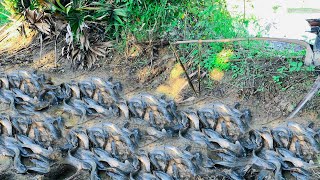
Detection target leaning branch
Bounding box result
[172,37,314,65]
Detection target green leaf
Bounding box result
[306,65,315,72]
[66,6,71,15]
[114,15,124,24]
[114,9,127,17]
[56,0,67,12]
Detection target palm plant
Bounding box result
[42,0,126,69]
[0,0,127,69]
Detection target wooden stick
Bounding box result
[198,43,202,95]
[170,44,198,96]
[287,75,320,119]
[54,22,58,68]
[40,34,43,60]
[172,37,314,65]
[170,37,318,119]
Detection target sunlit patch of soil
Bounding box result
[209,68,225,81]
[138,66,152,81]
[128,44,143,58]
[32,50,57,70]
[156,63,188,99]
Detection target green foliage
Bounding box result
[0,0,41,15]
[204,48,234,71]
[1,0,22,15]
[0,3,9,25]
[126,0,182,41]
[231,61,245,79]
[48,0,127,40]
[172,0,252,71]
[230,39,312,87]
[272,75,282,85]
[49,0,87,40]
[181,0,245,39]
[0,0,28,25]
[126,0,242,71]
[31,0,41,10]
[1,0,314,77]
[0,0,43,25]
[272,60,315,87]
[289,61,303,72]
[228,39,314,94]
[125,0,246,71]
[0,0,127,40]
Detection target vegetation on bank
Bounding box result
[0,0,314,93]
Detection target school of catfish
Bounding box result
[0,70,319,179]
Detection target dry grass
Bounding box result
[0,23,37,54]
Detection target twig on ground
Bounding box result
[287,75,320,119]
[198,43,203,95]
[173,37,314,65]
[170,44,198,97]
[39,34,43,60]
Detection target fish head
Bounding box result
[48,146,54,152]
[261,126,270,132]
[0,74,9,89]
[276,148,288,157]
[8,74,21,88]
[70,80,78,86]
[141,101,148,109]
[113,82,123,92]
[82,83,95,96]
[241,109,252,122]
[180,114,190,126]
[62,83,72,97]
[132,156,140,169]
[92,77,106,88]
[116,101,129,118]
[235,141,245,153]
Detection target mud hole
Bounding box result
[0,32,319,180]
